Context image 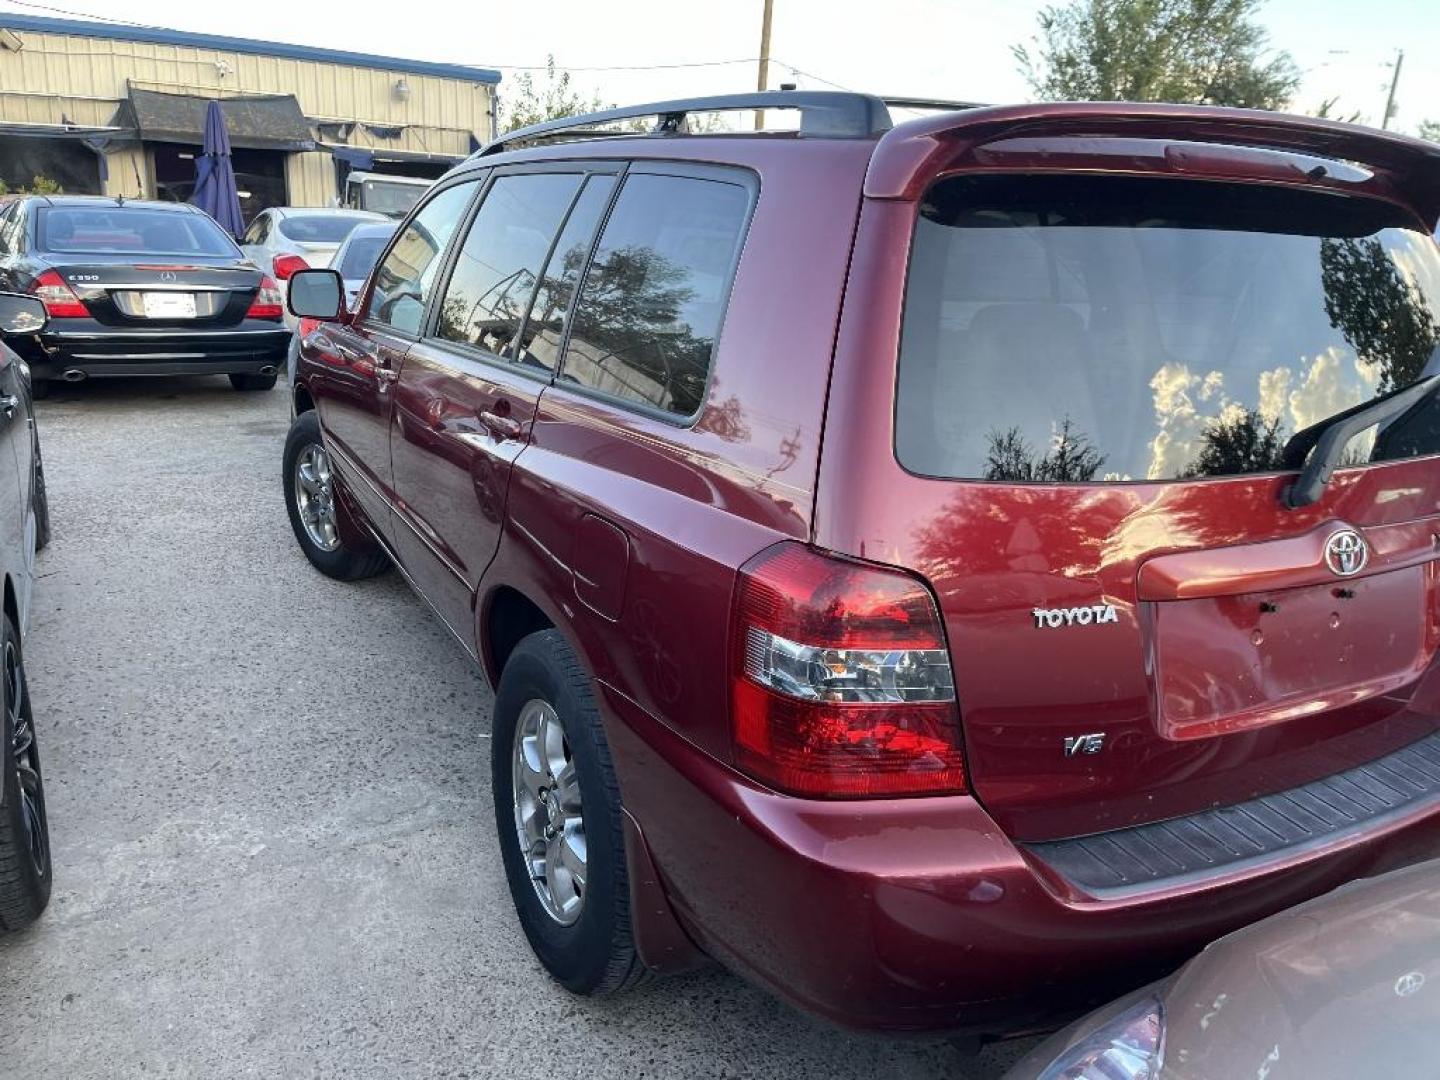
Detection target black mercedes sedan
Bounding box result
[0,195,289,396]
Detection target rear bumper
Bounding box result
[602,684,1440,1035]
[22,325,291,379]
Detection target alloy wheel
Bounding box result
[512,699,587,925]
[294,442,340,552]
[7,640,46,878]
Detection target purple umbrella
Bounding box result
[190,100,244,238]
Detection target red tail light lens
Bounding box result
[272,253,309,280]
[731,543,965,798]
[246,275,284,320]
[30,269,87,318]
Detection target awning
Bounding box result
[329,146,374,170]
[0,122,128,140]
[321,144,463,167]
[111,88,314,152]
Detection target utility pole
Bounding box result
[754,0,774,130]
[1382,48,1403,130]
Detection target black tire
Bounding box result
[230,372,278,392]
[492,629,646,995]
[0,612,51,934]
[33,437,51,553]
[282,411,388,580]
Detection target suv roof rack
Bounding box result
[882,96,989,112]
[472,90,896,158]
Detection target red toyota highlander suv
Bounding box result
[281,93,1440,1036]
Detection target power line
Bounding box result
[0,0,147,26]
[777,62,854,93]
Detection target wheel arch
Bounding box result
[2,574,16,636]
[480,582,704,979]
[292,381,315,415]
[479,584,555,689]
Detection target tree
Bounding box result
[1014,0,1300,110]
[1314,97,1362,124]
[1320,237,1440,394]
[500,56,606,133]
[0,174,62,196]
[564,244,714,414]
[983,418,1106,482]
[1180,407,1285,477]
[1419,120,1440,143]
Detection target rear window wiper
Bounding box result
[1280,372,1440,508]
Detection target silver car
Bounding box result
[240,207,386,329]
[327,221,398,312]
[285,220,397,396]
[1006,858,1440,1079]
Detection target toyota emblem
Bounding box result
[1324,529,1369,577]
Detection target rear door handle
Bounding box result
[479,410,523,441]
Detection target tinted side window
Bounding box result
[561,173,749,417]
[366,181,477,335]
[434,173,583,360]
[0,205,14,254]
[515,175,615,373]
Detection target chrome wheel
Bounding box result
[512,698,586,926]
[293,442,340,552]
[6,640,46,878]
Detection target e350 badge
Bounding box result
[1032,604,1119,629]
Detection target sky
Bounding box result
[0,0,1435,135]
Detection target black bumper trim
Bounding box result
[1025,729,1440,897]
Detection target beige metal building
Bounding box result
[0,13,498,220]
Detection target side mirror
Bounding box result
[0,292,46,335]
[287,268,347,321]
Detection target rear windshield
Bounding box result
[335,234,392,279]
[37,206,237,257]
[895,175,1440,482]
[277,215,370,243]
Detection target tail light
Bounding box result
[730,542,965,798]
[246,276,284,320]
[29,270,87,318]
[272,253,309,280]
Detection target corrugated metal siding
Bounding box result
[286,151,336,207]
[102,145,147,198]
[0,27,491,180]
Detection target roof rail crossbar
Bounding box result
[474,91,894,158]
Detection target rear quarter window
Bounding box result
[559,170,751,419]
[895,175,1440,483]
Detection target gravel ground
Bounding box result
[0,376,1034,1079]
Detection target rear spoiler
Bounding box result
[864,102,1440,229]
